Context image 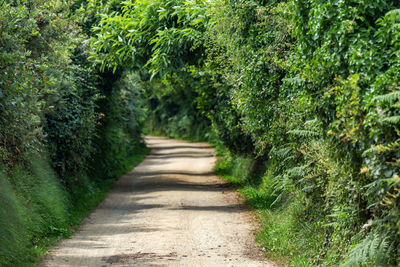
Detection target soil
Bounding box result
[41,136,277,267]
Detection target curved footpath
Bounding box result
[41,136,276,267]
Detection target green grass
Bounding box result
[255,199,326,266]
[0,156,70,267]
[0,144,149,267]
[214,150,326,266]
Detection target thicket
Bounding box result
[206,1,400,265]
[0,0,146,265]
[91,0,400,265]
[2,0,400,265]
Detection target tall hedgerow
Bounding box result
[0,0,147,265]
[204,0,400,264]
[61,0,400,264]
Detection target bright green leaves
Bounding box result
[89,0,208,77]
[91,14,136,72]
[82,0,400,264]
[196,0,400,264]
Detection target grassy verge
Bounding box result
[34,144,150,266]
[0,144,149,267]
[214,148,327,266]
[0,156,70,267]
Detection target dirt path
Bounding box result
[41,136,276,267]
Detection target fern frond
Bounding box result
[304,118,320,127]
[281,155,298,165]
[381,115,400,124]
[285,164,308,178]
[392,102,400,109]
[373,91,400,104]
[287,129,320,138]
[342,232,390,267]
[372,140,399,153]
[274,147,291,158]
[385,9,400,23]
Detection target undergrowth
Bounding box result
[215,148,339,266]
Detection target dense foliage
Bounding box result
[208,1,400,264]
[89,0,211,140]
[2,0,400,265]
[90,0,400,265]
[0,0,146,265]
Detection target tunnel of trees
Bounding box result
[1,0,400,265]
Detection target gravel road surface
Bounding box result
[41,136,276,267]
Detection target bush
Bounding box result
[207,0,400,264]
[0,1,148,265]
[3,0,398,265]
